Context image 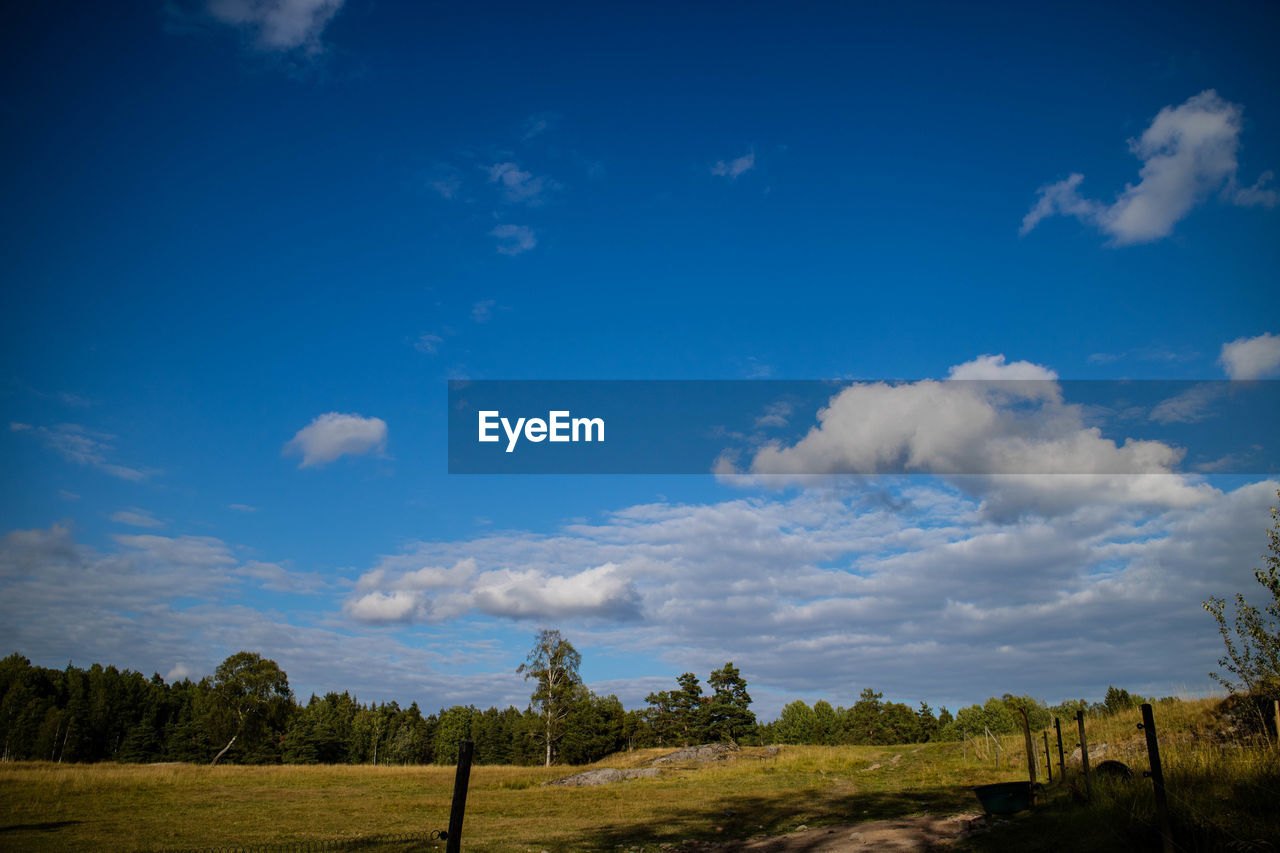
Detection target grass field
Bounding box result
[2,699,1277,852]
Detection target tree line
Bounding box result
[0,642,1160,766]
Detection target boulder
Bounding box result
[543,767,661,787]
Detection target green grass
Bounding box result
[2,699,1276,852]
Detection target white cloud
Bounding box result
[471,563,641,621]
[1021,91,1274,245]
[110,508,164,528]
[166,663,193,682]
[229,503,258,512]
[728,357,1217,519]
[491,224,536,256]
[1220,332,1280,380]
[206,0,344,53]
[346,557,638,624]
[12,422,149,481]
[283,412,387,468]
[5,477,1280,716]
[947,354,1058,381]
[471,299,495,323]
[712,150,756,179]
[486,162,556,204]
[346,590,423,623]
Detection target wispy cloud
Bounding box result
[1220,332,1280,380]
[110,508,165,528]
[491,224,536,256]
[228,503,258,513]
[712,150,756,180]
[1021,91,1275,245]
[486,162,557,204]
[283,412,387,468]
[471,299,496,323]
[10,422,150,481]
[414,333,444,355]
[205,0,345,53]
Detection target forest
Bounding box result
[0,646,1154,767]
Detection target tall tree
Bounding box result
[206,651,292,766]
[517,629,582,766]
[704,662,755,743]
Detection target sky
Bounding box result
[2,0,1279,720]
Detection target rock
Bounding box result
[1068,741,1108,765]
[650,743,740,765]
[1095,759,1134,780]
[542,767,661,787]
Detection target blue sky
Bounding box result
[2,0,1279,719]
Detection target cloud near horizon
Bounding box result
[1021,90,1276,245]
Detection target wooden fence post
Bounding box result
[1042,730,1053,783]
[1054,717,1065,778]
[1139,704,1175,853]
[446,739,474,853]
[1076,710,1092,802]
[1018,707,1037,786]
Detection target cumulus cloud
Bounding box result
[5,476,1280,716]
[947,354,1058,381]
[725,356,1218,519]
[491,224,536,256]
[206,0,344,53]
[11,422,149,481]
[712,150,756,179]
[0,524,511,709]
[283,412,387,468]
[346,557,639,624]
[330,478,1279,713]
[1021,91,1274,245]
[1220,332,1280,380]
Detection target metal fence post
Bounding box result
[1139,704,1175,853]
[446,740,474,853]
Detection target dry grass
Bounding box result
[2,700,1276,852]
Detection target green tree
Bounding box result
[517,629,582,766]
[1204,492,1280,697]
[704,662,755,743]
[206,651,292,765]
[774,700,816,744]
[1204,491,1280,736]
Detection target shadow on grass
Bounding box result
[0,820,82,833]
[557,783,979,851]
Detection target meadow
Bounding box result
[2,698,1276,852]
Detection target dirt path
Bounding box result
[670,813,989,852]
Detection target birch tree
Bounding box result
[517,629,581,766]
